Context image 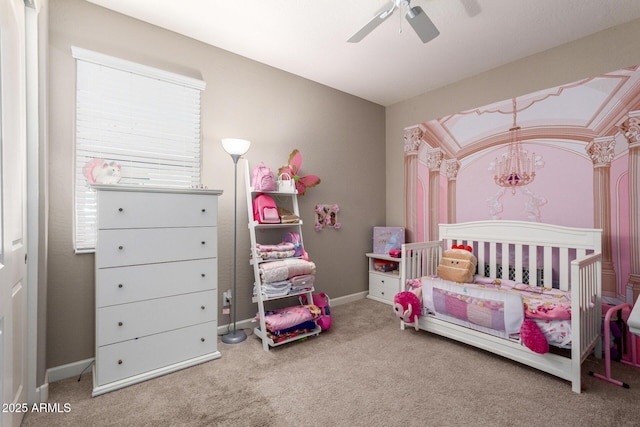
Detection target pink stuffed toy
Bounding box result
[393,282,422,330]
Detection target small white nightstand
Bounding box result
[365,253,402,305]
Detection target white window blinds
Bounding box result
[72,47,206,252]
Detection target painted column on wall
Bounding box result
[445,159,460,223]
[404,127,422,243]
[586,136,617,298]
[426,147,443,240]
[621,111,640,303]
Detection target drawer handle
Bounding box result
[201,273,206,277]
[118,283,123,289]
[118,321,123,327]
[118,246,124,250]
[381,280,385,284]
[117,359,123,365]
[201,305,205,310]
[201,338,205,342]
[201,241,206,245]
[201,208,206,213]
[118,208,124,212]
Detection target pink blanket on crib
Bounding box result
[472,276,572,320]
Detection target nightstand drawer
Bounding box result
[369,272,400,303]
[98,190,217,229]
[96,227,217,268]
[95,321,218,386]
[97,290,217,346]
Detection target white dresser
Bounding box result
[92,185,223,396]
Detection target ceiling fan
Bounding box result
[348,0,440,44]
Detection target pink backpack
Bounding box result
[251,163,276,191]
[253,194,280,224]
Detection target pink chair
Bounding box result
[589,302,640,388]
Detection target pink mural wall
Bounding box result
[455,144,594,227]
[403,65,640,301]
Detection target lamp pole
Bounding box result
[220,138,251,344]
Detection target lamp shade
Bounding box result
[221,138,251,156]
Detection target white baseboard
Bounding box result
[47,357,94,383]
[36,380,49,403]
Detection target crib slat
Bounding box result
[543,246,552,288]
[528,245,537,286]
[501,243,510,281]
[514,244,523,283]
[477,241,486,277]
[559,247,569,291]
[489,242,497,278]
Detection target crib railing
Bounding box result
[572,252,602,364]
[400,241,441,289]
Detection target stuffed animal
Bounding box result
[393,281,422,330]
[83,158,122,185]
[300,292,332,331]
[437,244,478,283]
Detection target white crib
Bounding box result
[399,220,602,393]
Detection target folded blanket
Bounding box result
[256,304,320,331]
[259,259,316,284]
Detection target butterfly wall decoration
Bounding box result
[278,149,321,196]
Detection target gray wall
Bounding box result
[385,18,640,228]
[48,0,385,367]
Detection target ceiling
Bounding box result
[85,0,640,107]
[418,65,640,162]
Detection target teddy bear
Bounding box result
[437,244,478,283]
[393,280,422,330]
[83,158,122,185]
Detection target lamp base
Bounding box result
[221,329,247,344]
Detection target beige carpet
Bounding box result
[22,298,640,427]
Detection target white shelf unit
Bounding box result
[365,253,402,305]
[244,160,321,351]
[92,185,222,396]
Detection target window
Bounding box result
[72,47,205,252]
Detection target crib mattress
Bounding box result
[420,275,572,347]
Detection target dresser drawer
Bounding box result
[96,227,217,268]
[97,190,218,229]
[95,321,218,386]
[96,259,217,307]
[369,272,400,303]
[97,290,217,346]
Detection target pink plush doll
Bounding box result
[393,281,422,330]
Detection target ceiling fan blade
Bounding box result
[406,6,440,43]
[348,1,396,43]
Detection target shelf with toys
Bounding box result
[243,155,326,351]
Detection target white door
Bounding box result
[0,1,28,426]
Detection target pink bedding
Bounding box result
[421,275,574,349]
[470,276,572,321]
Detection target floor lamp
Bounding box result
[221,138,251,344]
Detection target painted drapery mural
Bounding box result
[404,65,640,303]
